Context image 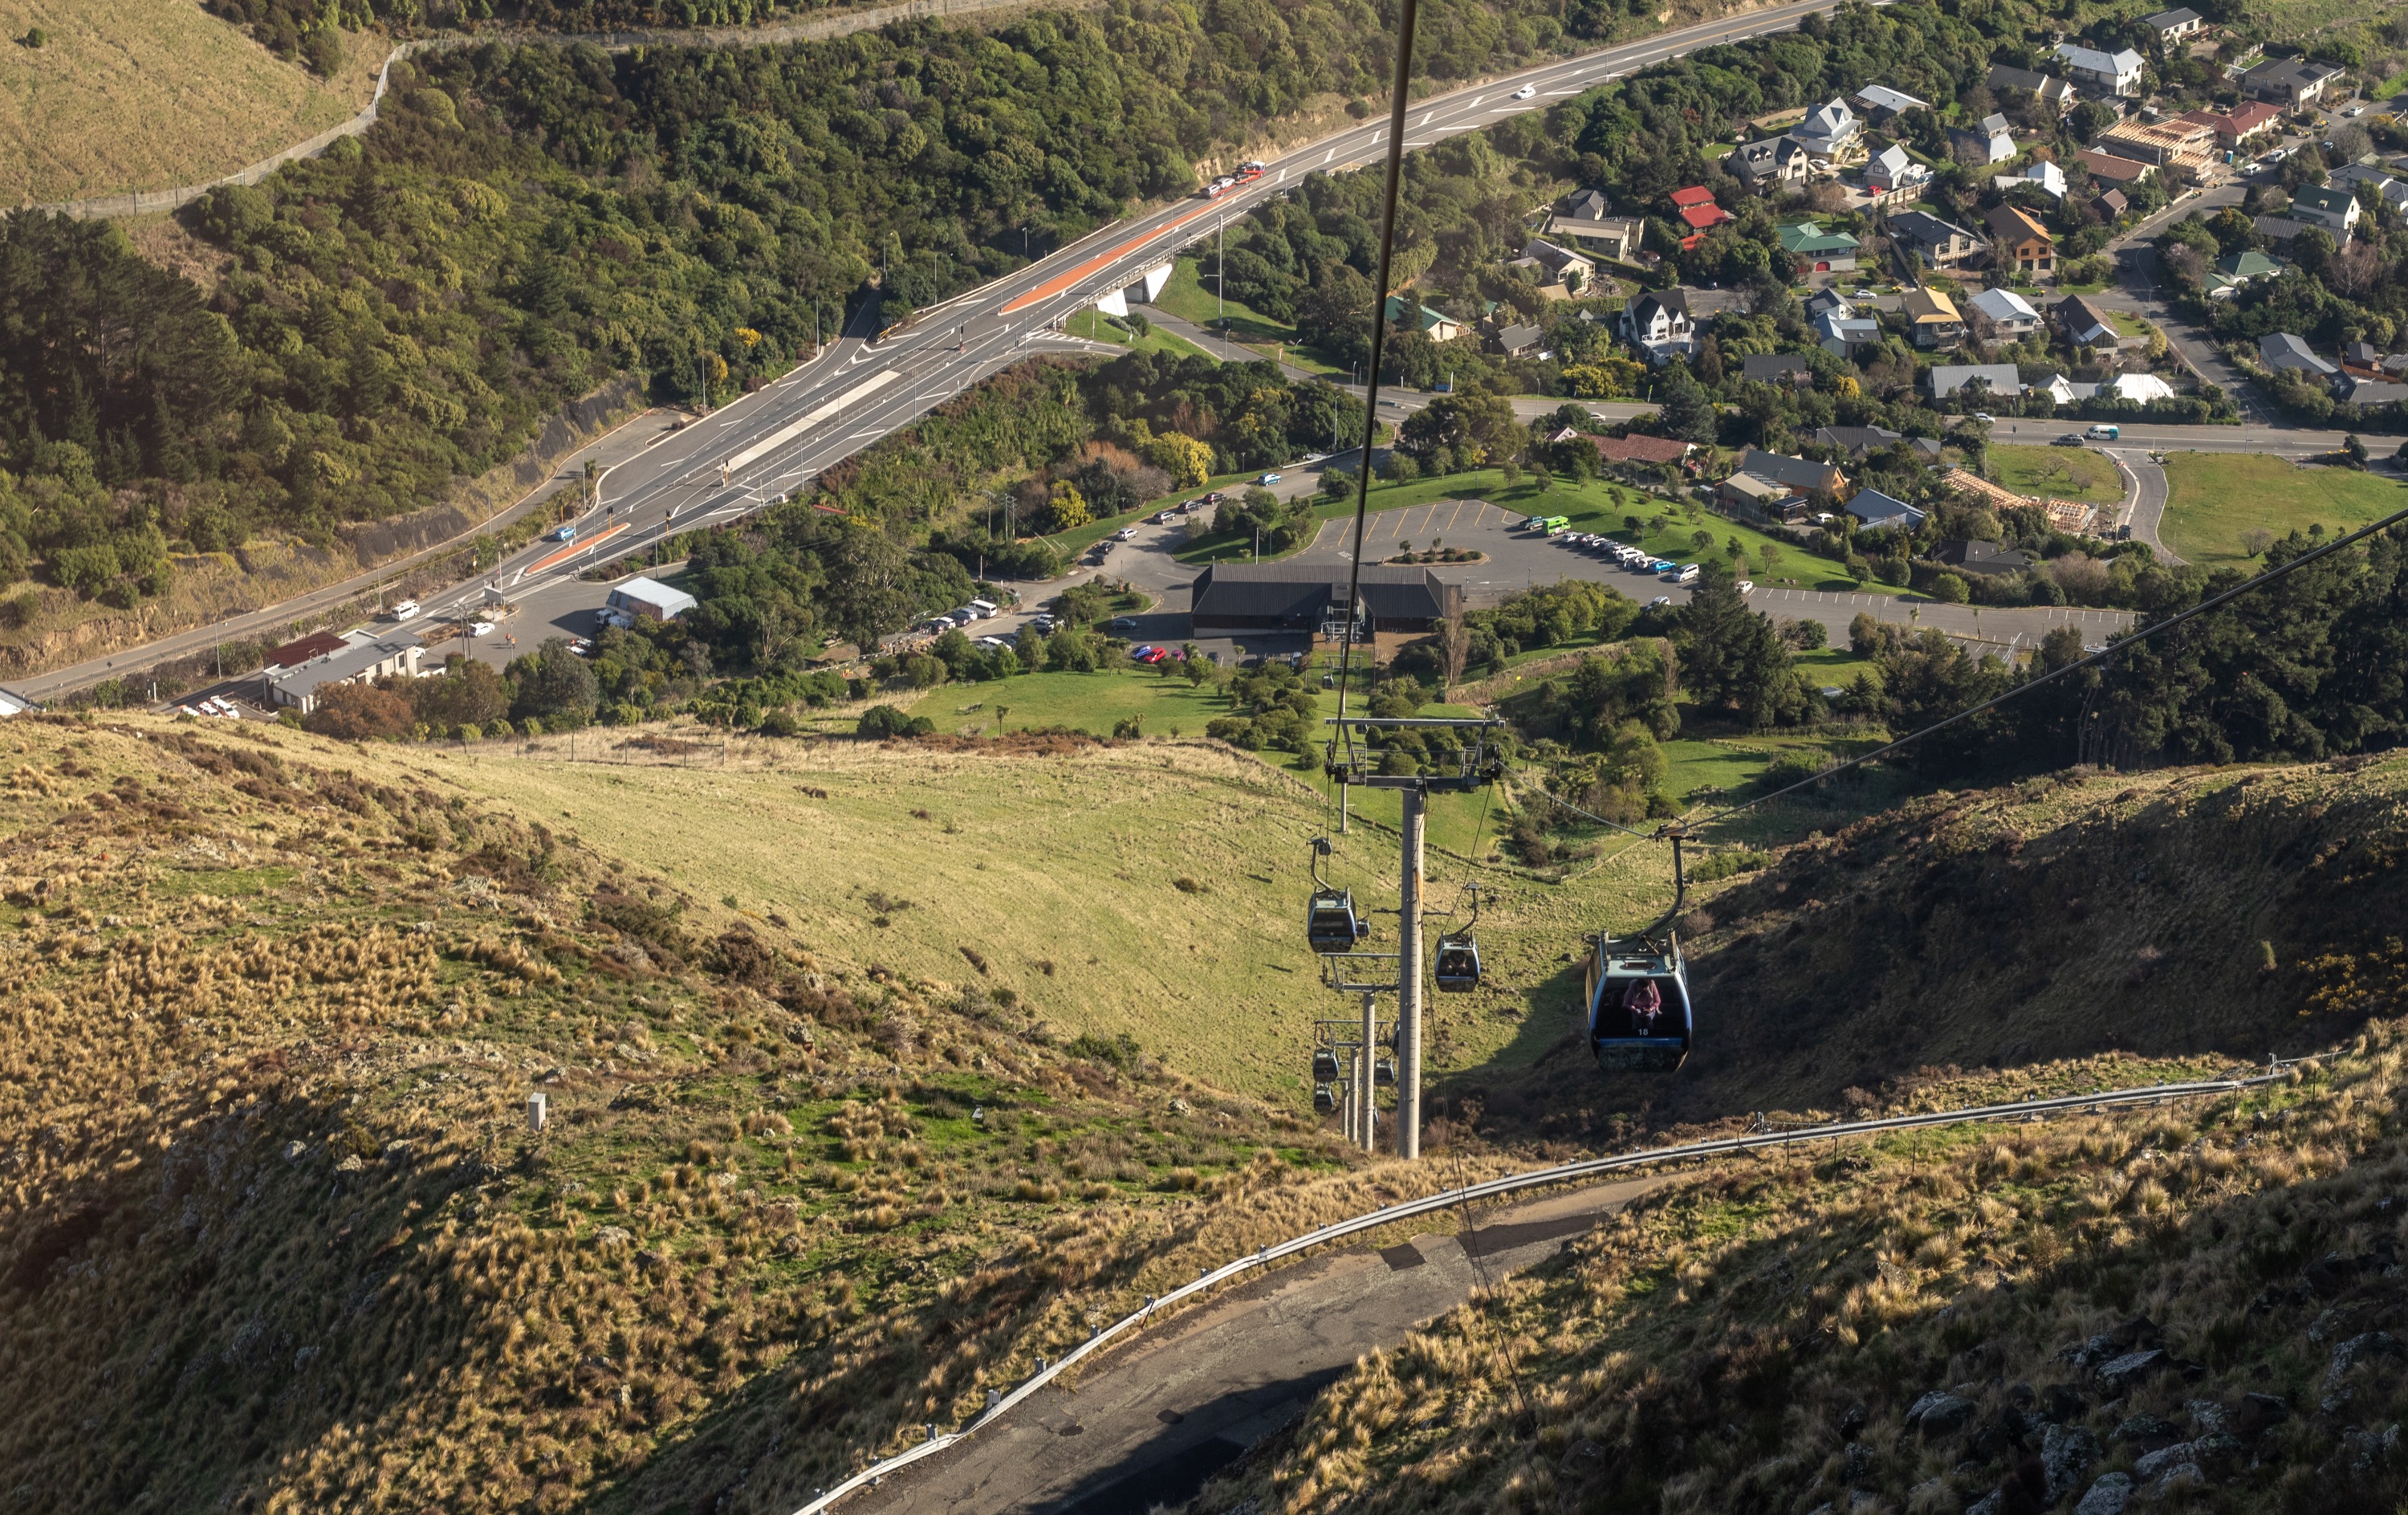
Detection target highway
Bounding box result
[14,0,1849,699]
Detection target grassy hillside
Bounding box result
[0,0,382,202]
[1462,755,2408,1143]
[0,713,1564,1514]
[1189,1036,2408,1514]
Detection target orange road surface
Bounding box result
[999,197,1228,316]
[525,522,628,575]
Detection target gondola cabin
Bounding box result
[1433,933,1482,992]
[1307,888,1368,954]
[1585,931,1693,1072]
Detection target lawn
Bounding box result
[0,0,384,202]
[2159,452,2408,568]
[1152,257,1299,348]
[1989,443,2126,507]
[1067,307,1214,360]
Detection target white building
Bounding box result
[263,636,425,715]
[1792,98,1862,159]
[1619,289,1694,362]
[2055,42,2146,96]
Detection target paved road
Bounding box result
[14,0,1852,701]
[2107,446,2178,562]
[850,1175,1660,1515]
[1980,417,2343,455]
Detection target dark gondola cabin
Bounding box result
[1433,933,1481,992]
[1307,888,1367,953]
[1585,932,1693,1072]
[1312,1084,1338,1114]
[1312,1047,1342,1082]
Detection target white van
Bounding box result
[968,599,999,618]
[390,599,421,621]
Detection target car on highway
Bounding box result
[1511,83,1537,100]
[1235,160,1267,179]
[2055,433,2086,446]
[1257,472,1283,485]
[2085,424,2121,441]
[549,524,576,543]
[470,621,495,637]
[1204,176,1237,198]
[389,599,421,621]
[1970,412,1995,425]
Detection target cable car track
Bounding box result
[795,1056,2322,1513]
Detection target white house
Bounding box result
[1619,289,1694,361]
[2015,159,2068,199]
[2290,184,2361,235]
[1792,98,1862,159]
[1864,144,1932,200]
[604,576,701,628]
[2143,7,2205,44]
[1517,237,1597,291]
[1953,112,2017,164]
[2054,42,2146,96]
[1968,287,2041,339]
[1728,135,1813,193]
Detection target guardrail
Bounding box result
[792,1056,2320,1512]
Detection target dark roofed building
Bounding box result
[1739,353,1814,385]
[1934,539,2039,576]
[1189,564,1461,635]
[266,630,349,670]
[1812,426,1942,465]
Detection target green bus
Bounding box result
[1523,514,1571,534]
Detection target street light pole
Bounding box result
[1395,782,1426,1159]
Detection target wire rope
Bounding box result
[1329,0,1426,779]
[1675,500,2408,827]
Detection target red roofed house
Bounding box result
[2206,100,2283,152]
[1670,185,1732,248]
[1584,433,1695,467]
[2075,148,2154,186]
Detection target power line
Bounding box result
[1697,502,2408,825]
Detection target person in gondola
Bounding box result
[1623,979,1662,1036]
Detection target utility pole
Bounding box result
[1357,992,1377,1151]
[1395,783,1426,1159]
[1217,214,1226,334]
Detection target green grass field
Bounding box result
[1067,308,1214,360]
[2159,452,2408,568]
[1153,257,1298,348]
[450,739,1701,1096]
[1989,443,2126,507]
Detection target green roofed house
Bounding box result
[2204,248,2283,301]
[1382,295,1467,341]
[1776,222,1861,272]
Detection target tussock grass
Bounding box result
[1190,1035,2408,1513]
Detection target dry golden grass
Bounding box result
[1192,1032,2408,1513]
[0,0,382,203]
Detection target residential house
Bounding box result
[2015,159,2068,199]
[2101,373,2175,403]
[1740,353,1815,386]
[262,636,425,715]
[1987,203,2056,278]
[1967,286,2041,339]
[1902,288,1965,350]
[1546,189,1646,262]
[1792,98,1862,161]
[2054,42,2146,96]
[1986,64,2077,116]
[1813,425,1943,465]
[1926,362,2025,400]
[1383,295,1467,341]
[1853,84,1930,122]
[2344,340,2386,377]
[1729,135,1812,193]
[1862,144,1931,202]
[1619,288,1694,360]
[1950,112,2018,165]
[2259,332,2336,376]
[1718,470,1804,517]
[1776,221,1861,272]
[1816,306,1882,356]
[1494,323,1544,356]
[1887,210,1981,267]
[2241,57,2345,107]
[604,576,699,625]
[1845,487,1926,532]
[2101,116,2216,173]
[2332,162,2408,212]
[2203,248,2282,299]
[2092,188,2130,221]
[2053,294,2121,347]
[2076,148,2155,187]
[2142,7,2205,44]
[1669,185,1732,248]
[1935,539,2040,576]
[2203,100,2282,151]
[2334,373,2408,407]
[1737,449,1848,493]
[1518,238,1597,291]
[2253,214,2312,245]
[2291,184,2362,235]
[1584,433,1695,468]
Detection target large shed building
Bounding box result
[1188,564,1461,636]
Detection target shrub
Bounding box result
[305,682,415,740]
[857,704,933,739]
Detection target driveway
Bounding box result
[2106,447,2179,563]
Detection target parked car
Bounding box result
[567,637,593,656]
[1116,527,1137,540]
[1108,616,1139,631]
[470,621,495,637]
[1648,596,1673,608]
[1735,580,1754,596]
